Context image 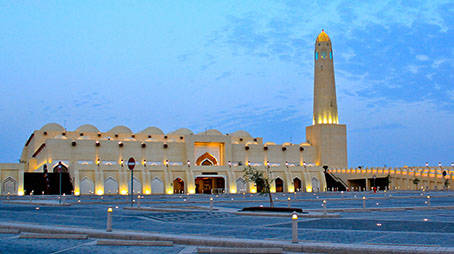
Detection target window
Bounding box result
[330,51,333,59]
[315,52,318,60]
[321,51,327,59]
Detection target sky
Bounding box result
[0,1,453,167]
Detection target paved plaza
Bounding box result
[1,191,454,253]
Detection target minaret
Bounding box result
[306,30,347,169]
[313,29,338,125]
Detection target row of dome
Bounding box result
[39,123,252,138]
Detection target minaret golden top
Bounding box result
[316,29,330,43]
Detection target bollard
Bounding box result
[362,196,366,209]
[106,207,113,232]
[137,195,141,208]
[323,200,327,215]
[427,195,431,207]
[209,197,213,211]
[341,191,344,199]
[291,212,298,243]
[288,197,291,208]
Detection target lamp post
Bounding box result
[291,212,298,243]
[57,161,63,204]
[106,207,113,232]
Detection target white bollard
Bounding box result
[137,195,141,208]
[427,195,431,207]
[341,191,344,199]
[106,207,113,232]
[288,197,291,208]
[323,200,327,215]
[291,212,298,243]
[209,197,213,211]
[362,196,366,209]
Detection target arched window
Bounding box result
[330,51,333,59]
[196,152,218,166]
[315,52,318,60]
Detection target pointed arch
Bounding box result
[2,177,17,194]
[80,177,94,194]
[293,177,302,192]
[275,177,284,192]
[312,177,320,192]
[173,178,185,194]
[236,178,247,193]
[196,152,218,166]
[104,177,118,194]
[151,177,164,194]
[128,177,142,194]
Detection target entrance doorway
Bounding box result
[173,178,185,194]
[275,178,284,192]
[293,178,302,192]
[195,176,225,194]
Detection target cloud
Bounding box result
[416,55,429,61]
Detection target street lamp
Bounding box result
[57,161,63,204]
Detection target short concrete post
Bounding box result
[341,191,344,199]
[287,197,291,208]
[291,212,298,243]
[427,195,431,207]
[106,207,113,232]
[137,195,141,208]
[209,197,213,211]
[362,196,366,209]
[323,200,327,215]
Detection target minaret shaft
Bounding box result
[313,32,338,125]
[306,30,347,169]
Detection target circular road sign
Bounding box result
[127,157,135,170]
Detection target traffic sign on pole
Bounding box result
[127,157,135,170]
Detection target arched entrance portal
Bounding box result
[275,178,284,192]
[24,163,74,195]
[293,178,302,192]
[195,176,225,194]
[173,178,185,194]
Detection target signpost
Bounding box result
[127,157,135,207]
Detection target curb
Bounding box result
[96,239,173,246]
[234,211,340,218]
[0,222,453,253]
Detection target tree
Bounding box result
[242,165,274,207]
[413,178,420,190]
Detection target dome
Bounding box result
[316,29,330,43]
[107,125,132,134]
[40,123,65,132]
[138,126,164,135]
[197,129,223,136]
[76,124,99,133]
[231,130,251,138]
[168,128,193,135]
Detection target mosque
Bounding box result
[0,30,353,196]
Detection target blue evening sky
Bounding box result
[0,1,453,167]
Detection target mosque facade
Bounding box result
[0,30,349,196]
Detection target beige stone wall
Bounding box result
[15,123,326,195]
[330,166,454,191]
[0,163,24,195]
[306,124,347,169]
